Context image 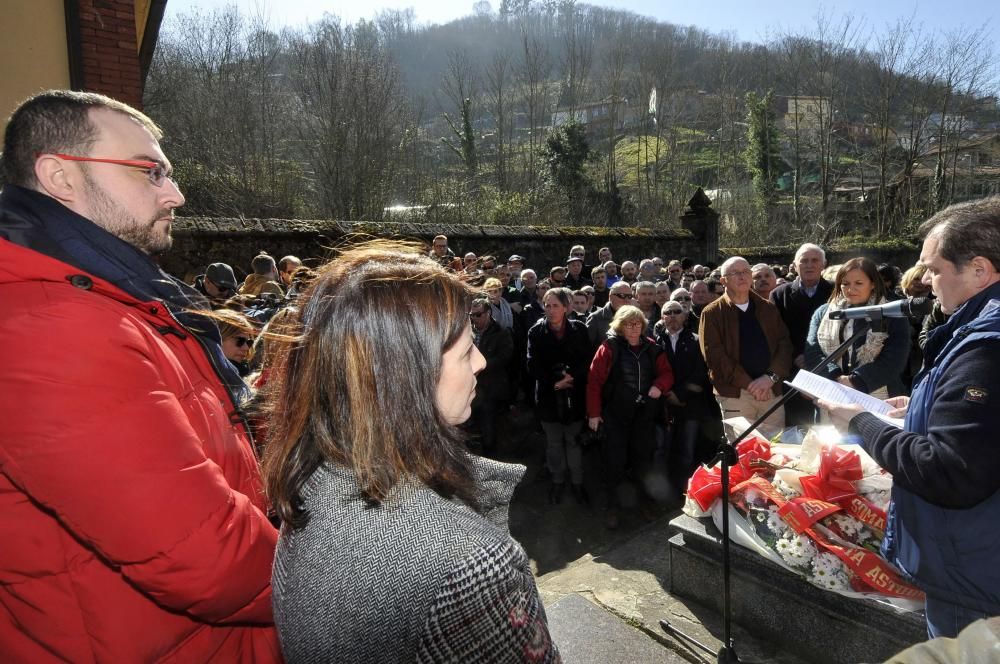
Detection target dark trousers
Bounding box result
[602,402,657,505]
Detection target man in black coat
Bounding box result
[770,243,833,426]
[469,297,514,456]
[655,302,721,494]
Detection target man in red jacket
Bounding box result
[0,91,280,661]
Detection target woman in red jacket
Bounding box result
[587,305,673,529]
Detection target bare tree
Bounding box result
[556,0,592,113]
[927,26,994,211]
[485,50,513,189]
[288,18,408,219]
[518,25,550,195]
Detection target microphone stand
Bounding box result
[660,319,881,663]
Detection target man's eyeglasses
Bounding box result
[673,296,692,302]
[724,269,751,279]
[612,293,634,300]
[233,336,253,348]
[45,153,174,187]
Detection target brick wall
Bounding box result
[77,0,143,107]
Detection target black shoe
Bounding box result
[572,484,590,506]
[548,483,565,504]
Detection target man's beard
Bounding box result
[82,171,173,255]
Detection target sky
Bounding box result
[163,0,999,50]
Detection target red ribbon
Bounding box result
[799,444,863,504]
[688,437,771,511]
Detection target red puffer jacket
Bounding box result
[0,239,281,662]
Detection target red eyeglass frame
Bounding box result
[41,153,172,187]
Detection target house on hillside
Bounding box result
[891,132,1000,209]
[773,96,832,140]
[551,96,634,137]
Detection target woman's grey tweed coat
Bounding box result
[272,455,560,663]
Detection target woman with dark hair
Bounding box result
[587,305,673,528]
[805,257,910,398]
[878,262,904,301]
[526,287,591,504]
[262,242,557,663]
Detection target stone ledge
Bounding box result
[172,216,694,239]
[667,514,925,664]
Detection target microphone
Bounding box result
[829,297,934,321]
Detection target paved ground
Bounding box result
[482,404,807,663]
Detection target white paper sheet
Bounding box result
[787,370,904,428]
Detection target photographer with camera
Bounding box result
[587,305,673,529]
[527,287,591,505]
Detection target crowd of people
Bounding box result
[3,89,999,661]
[189,232,960,533]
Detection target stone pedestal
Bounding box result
[667,514,926,663]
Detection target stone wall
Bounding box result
[721,245,921,272]
[163,217,714,282]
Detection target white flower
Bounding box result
[766,509,787,536]
[784,534,818,566]
[811,552,842,578]
[817,573,849,592]
[776,534,816,570]
[831,514,860,538]
[772,478,801,499]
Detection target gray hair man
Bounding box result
[770,243,833,426]
[751,262,777,301]
[586,280,634,351]
[699,256,792,435]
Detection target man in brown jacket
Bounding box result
[699,256,793,435]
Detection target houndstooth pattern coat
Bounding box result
[272,455,560,663]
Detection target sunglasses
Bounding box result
[233,336,252,348]
[613,293,634,300]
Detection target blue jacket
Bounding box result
[850,282,1000,612]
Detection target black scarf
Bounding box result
[0,184,249,402]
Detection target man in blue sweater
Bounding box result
[821,197,1000,638]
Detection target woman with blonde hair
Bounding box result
[213,308,255,378]
[263,241,557,662]
[483,276,514,329]
[587,305,673,528]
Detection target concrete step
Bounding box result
[546,593,689,663]
[538,515,807,663]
